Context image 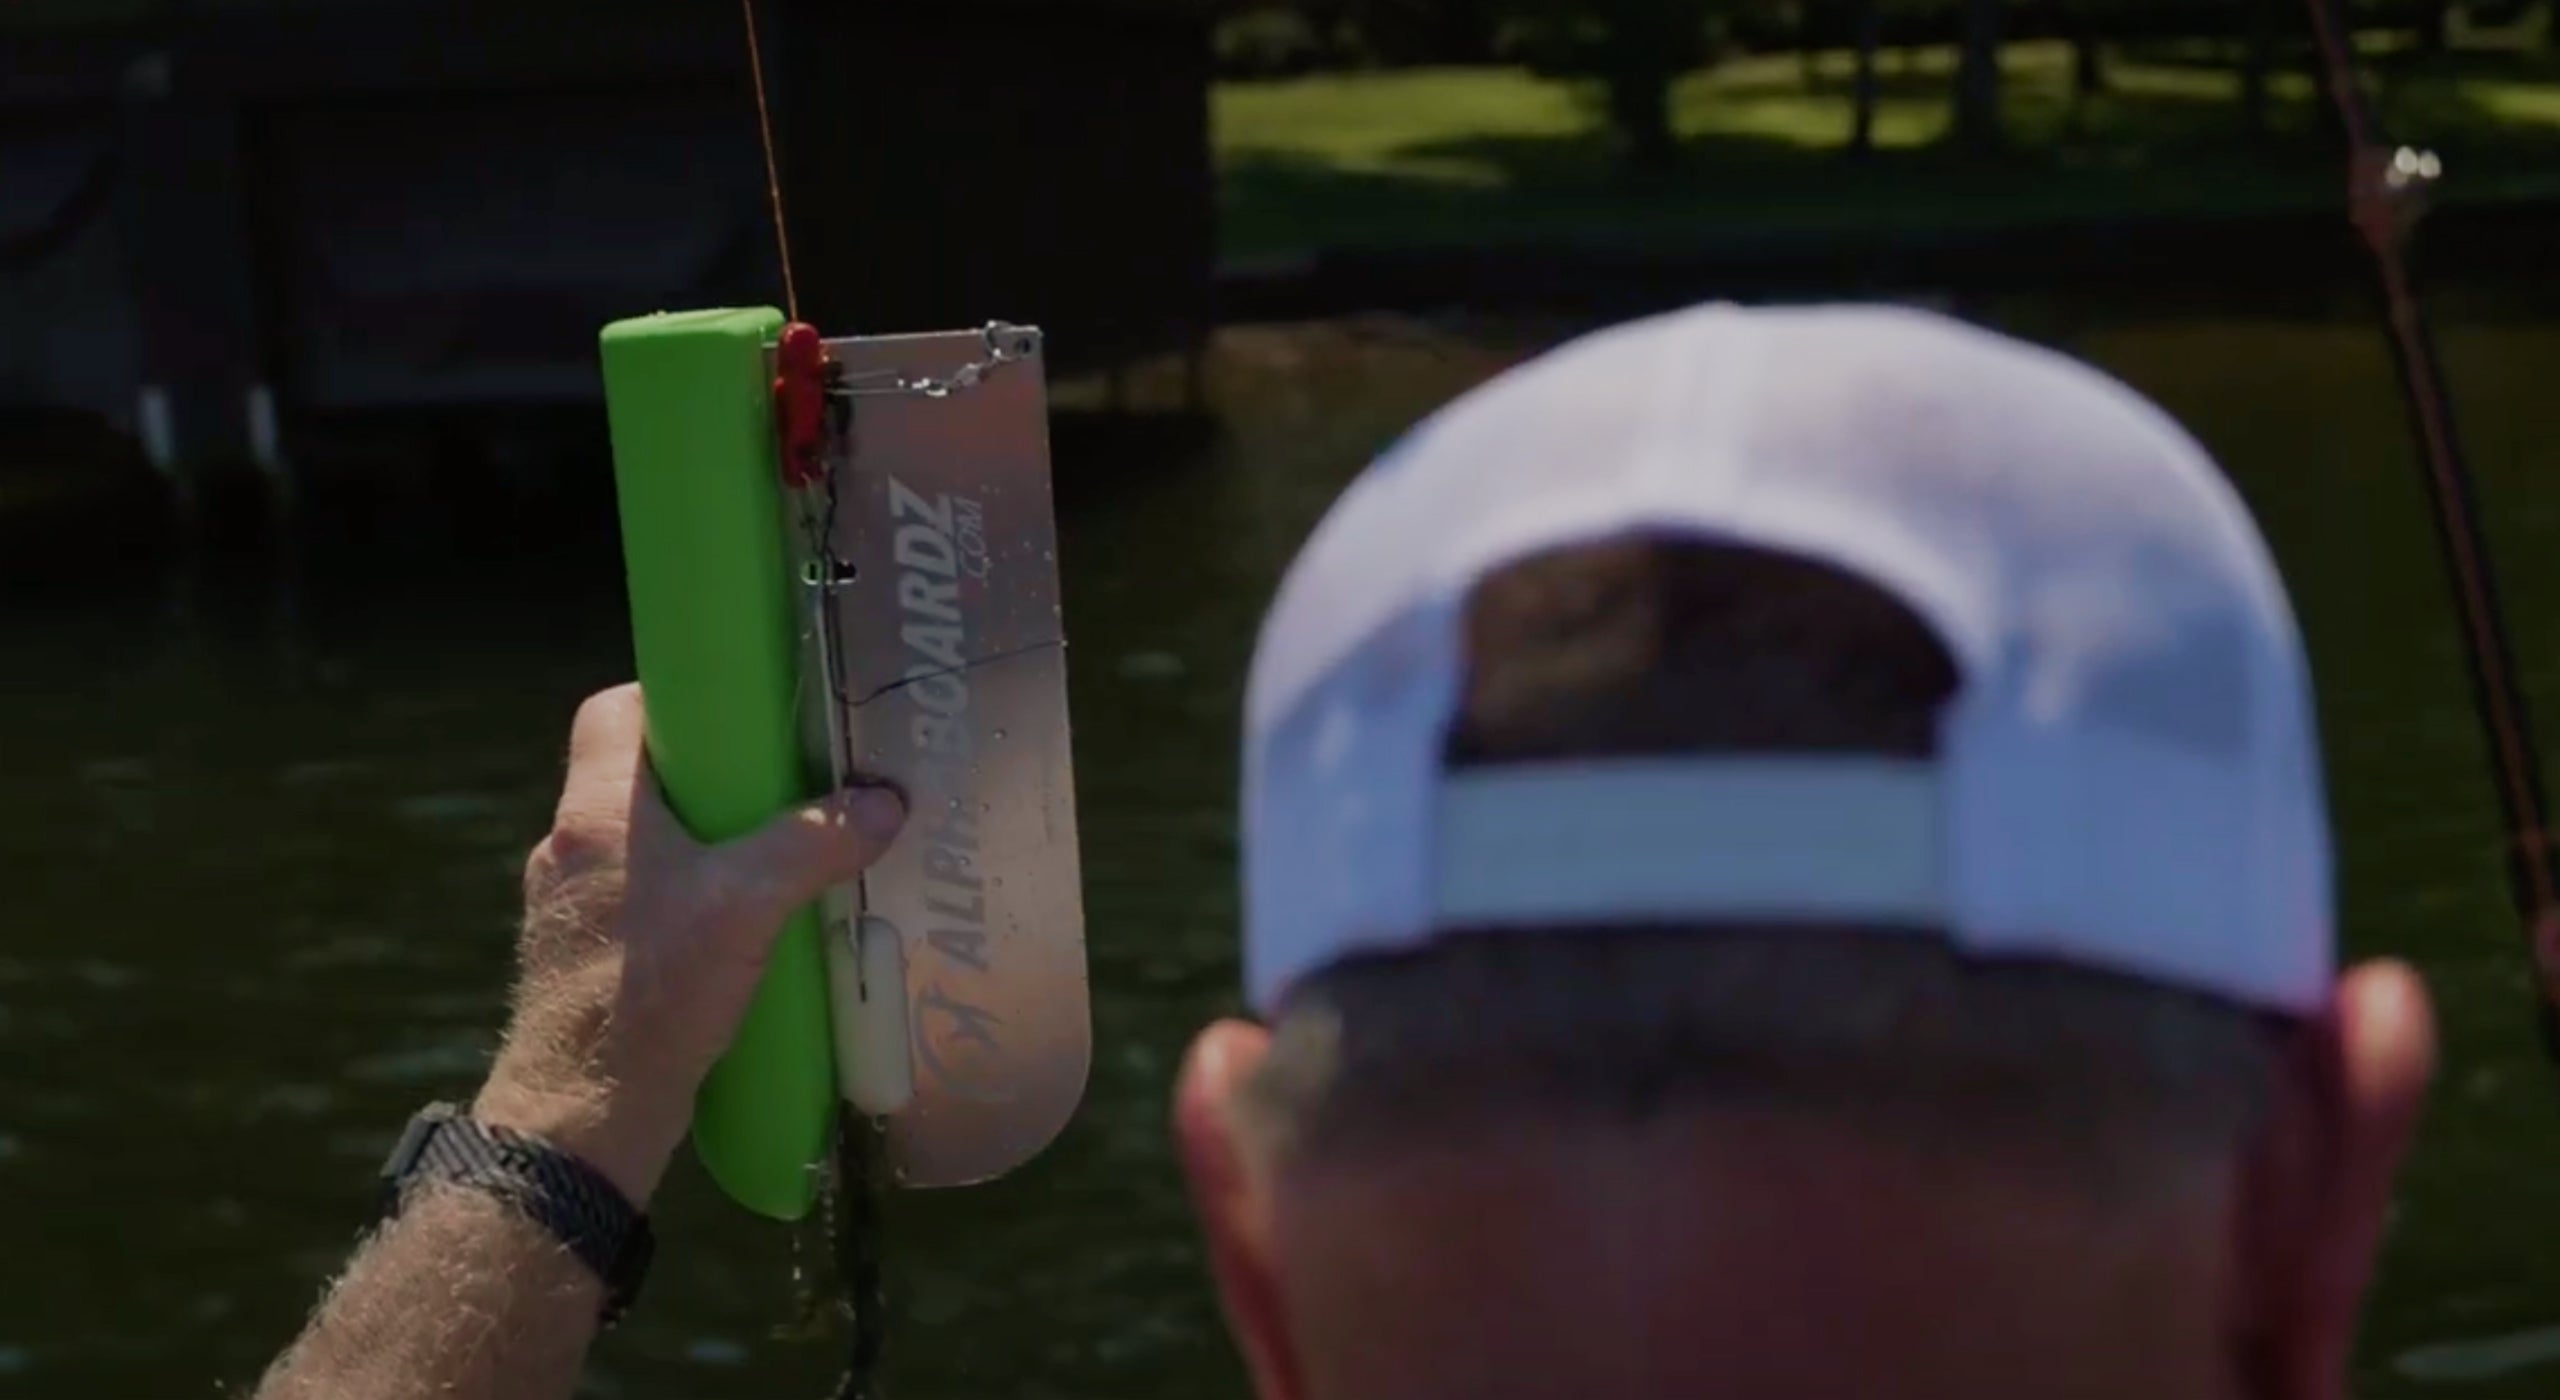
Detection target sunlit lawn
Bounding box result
[1215,40,2560,260]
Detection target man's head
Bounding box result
[1176,307,2436,1400]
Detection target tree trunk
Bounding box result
[1801,1,1824,90]
[2417,0,2450,54]
[2239,0,2273,137]
[2305,2,2346,143]
[2065,3,2104,139]
[1954,0,2004,151]
[2071,29,2107,101]
[1851,0,1883,155]
[1608,68,1679,170]
[1602,0,1685,173]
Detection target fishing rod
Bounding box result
[2300,0,2560,1054]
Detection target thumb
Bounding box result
[711,785,908,929]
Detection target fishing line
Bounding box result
[736,5,888,1395]
[740,0,801,323]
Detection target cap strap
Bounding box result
[1432,757,1946,929]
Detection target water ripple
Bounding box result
[2395,1325,2560,1384]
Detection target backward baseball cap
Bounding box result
[1242,303,2330,1018]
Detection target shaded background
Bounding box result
[12,1,2560,1396]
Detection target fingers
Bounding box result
[707,784,909,934]
[561,684,646,804]
[539,684,650,879]
[569,683,646,764]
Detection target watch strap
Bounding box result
[378,1102,655,1326]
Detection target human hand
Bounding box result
[474,684,907,1204]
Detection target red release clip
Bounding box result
[773,320,829,491]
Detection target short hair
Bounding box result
[1242,538,2286,1192]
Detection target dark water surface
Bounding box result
[7,306,2560,1398]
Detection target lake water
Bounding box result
[6,304,2560,1398]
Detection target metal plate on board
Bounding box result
[817,326,1089,1188]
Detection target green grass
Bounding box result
[1214,40,2560,261]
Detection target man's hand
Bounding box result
[474,683,907,1204]
[253,684,902,1400]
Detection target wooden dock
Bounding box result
[0,0,1213,481]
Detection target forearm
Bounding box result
[247,685,903,1400]
[253,1185,604,1400]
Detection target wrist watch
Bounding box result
[376,1101,656,1326]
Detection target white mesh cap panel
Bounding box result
[1243,303,2332,1015]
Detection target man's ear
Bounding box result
[2233,959,2436,1400]
[1174,1019,1301,1400]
